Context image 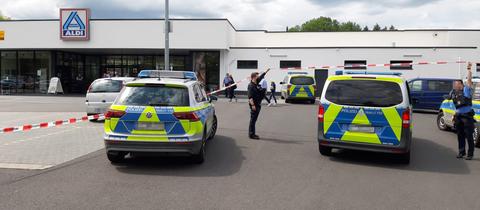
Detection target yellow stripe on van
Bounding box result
[382,107,402,141]
[324,103,342,133]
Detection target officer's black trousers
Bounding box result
[249,105,261,136]
[455,114,475,157]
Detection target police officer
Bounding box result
[248,68,271,139]
[451,62,475,160]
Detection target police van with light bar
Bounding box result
[317,71,413,163]
[103,70,217,164]
[280,72,316,104]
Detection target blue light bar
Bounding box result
[341,71,402,76]
[137,70,197,80]
[287,72,308,75]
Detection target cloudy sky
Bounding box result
[1,0,480,30]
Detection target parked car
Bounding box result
[85,77,135,118]
[408,78,455,110]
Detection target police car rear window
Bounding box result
[325,80,403,107]
[115,86,189,106]
[90,80,123,93]
[290,77,314,85]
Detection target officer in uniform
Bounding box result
[450,62,475,160]
[247,68,271,139]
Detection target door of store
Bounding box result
[314,69,328,97]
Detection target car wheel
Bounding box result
[474,127,480,148]
[107,151,126,164]
[310,99,316,104]
[285,99,291,103]
[319,145,332,156]
[207,115,217,140]
[192,130,207,164]
[397,151,410,164]
[437,112,449,131]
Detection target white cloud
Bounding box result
[0,0,479,30]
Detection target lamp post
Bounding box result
[164,0,170,71]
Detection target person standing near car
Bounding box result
[223,73,232,98]
[227,74,237,102]
[260,78,272,106]
[248,68,271,139]
[451,62,475,160]
[268,81,277,105]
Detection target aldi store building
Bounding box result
[1,8,480,94]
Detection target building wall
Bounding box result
[0,20,232,49]
[225,47,480,91]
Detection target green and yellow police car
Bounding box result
[317,71,412,163]
[103,70,217,164]
[280,72,316,104]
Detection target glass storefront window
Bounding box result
[35,51,51,93]
[18,51,35,93]
[1,51,17,94]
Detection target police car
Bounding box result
[437,78,480,148]
[103,70,217,164]
[280,72,316,104]
[318,71,412,163]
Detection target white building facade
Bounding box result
[0,15,479,94]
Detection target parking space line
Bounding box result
[0,163,53,170]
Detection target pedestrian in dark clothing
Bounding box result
[228,75,237,102]
[268,81,277,105]
[247,68,271,139]
[450,62,475,160]
[223,73,231,98]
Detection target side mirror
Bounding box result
[209,95,218,103]
[279,82,284,85]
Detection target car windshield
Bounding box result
[290,77,314,85]
[90,80,124,93]
[115,85,190,106]
[325,80,403,107]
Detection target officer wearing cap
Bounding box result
[450,62,475,160]
[247,68,271,139]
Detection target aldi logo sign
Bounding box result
[60,8,90,41]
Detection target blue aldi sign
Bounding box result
[60,8,90,40]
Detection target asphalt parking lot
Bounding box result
[0,95,479,209]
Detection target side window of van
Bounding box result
[427,80,452,92]
[410,80,422,92]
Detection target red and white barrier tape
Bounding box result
[281,60,467,70]
[0,114,104,134]
[207,77,250,96]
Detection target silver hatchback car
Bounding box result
[85,77,134,117]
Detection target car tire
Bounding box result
[107,151,126,164]
[310,99,316,104]
[474,127,480,148]
[285,99,291,103]
[192,130,207,164]
[319,145,332,156]
[207,115,217,140]
[398,151,410,164]
[437,112,449,131]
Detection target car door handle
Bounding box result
[102,100,106,103]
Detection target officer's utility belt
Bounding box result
[455,110,475,118]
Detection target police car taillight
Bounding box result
[174,112,200,122]
[402,108,411,128]
[105,109,126,119]
[318,105,325,122]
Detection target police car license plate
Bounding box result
[137,122,165,131]
[348,125,374,133]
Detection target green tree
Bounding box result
[389,25,396,31]
[0,11,10,20]
[372,23,381,31]
[363,26,369,31]
[339,21,362,31]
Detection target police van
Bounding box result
[280,72,316,104]
[317,71,412,163]
[103,70,217,164]
[437,78,480,148]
